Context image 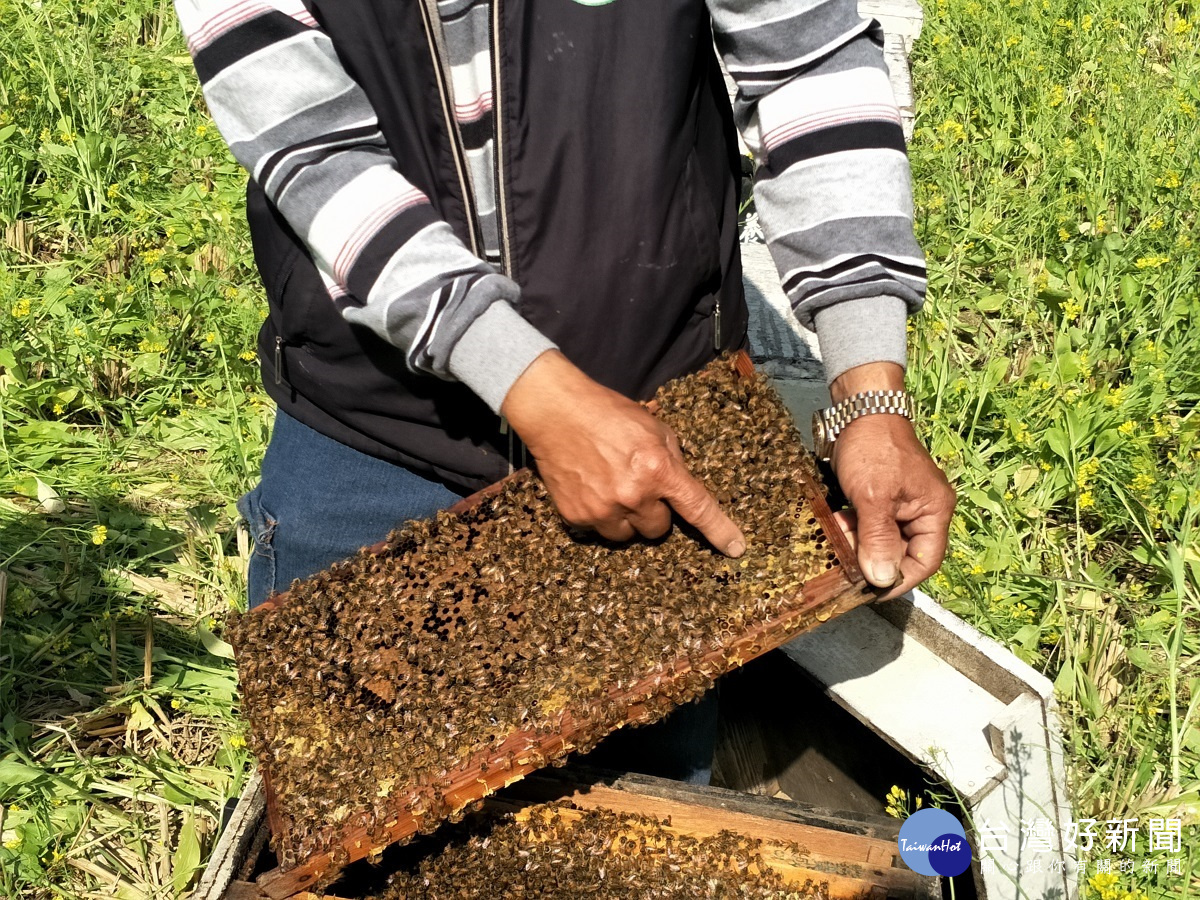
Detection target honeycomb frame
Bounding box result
[235,352,879,899]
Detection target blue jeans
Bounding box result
[239,409,716,784]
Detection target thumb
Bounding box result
[852,502,905,588]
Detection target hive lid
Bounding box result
[233,352,880,899]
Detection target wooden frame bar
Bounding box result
[245,352,878,898]
[222,770,938,900]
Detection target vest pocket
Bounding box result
[246,183,318,347]
[680,145,723,288]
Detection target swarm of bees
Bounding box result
[322,801,830,899]
[229,357,855,870]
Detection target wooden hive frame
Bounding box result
[245,352,881,899]
[219,770,938,900]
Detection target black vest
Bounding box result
[247,0,747,491]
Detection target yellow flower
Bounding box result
[11,298,31,318]
[1039,461,1052,471]
[1118,420,1136,436]
[1058,227,1071,241]
[91,525,108,545]
[1147,215,1165,230]
[171,698,182,709]
[1076,458,1100,488]
[53,403,64,415]
[195,123,210,137]
[1136,255,1169,268]
[1078,491,1094,509]
[1048,85,1065,108]
[1132,473,1155,494]
[1156,171,1182,190]
[205,332,217,343]
[938,118,966,142]
[885,785,910,818]
[230,734,248,749]
[239,350,257,362]
[1104,386,1126,407]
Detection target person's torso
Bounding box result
[249,0,748,490]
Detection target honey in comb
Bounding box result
[228,356,849,868]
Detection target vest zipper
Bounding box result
[274,336,283,386]
[490,0,514,276]
[417,0,484,257]
[713,301,722,351]
[491,0,522,472]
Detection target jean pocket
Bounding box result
[237,485,278,609]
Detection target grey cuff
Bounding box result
[813,295,909,385]
[448,301,558,414]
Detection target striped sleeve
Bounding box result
[174,0,555,412]
[708,0,927,382]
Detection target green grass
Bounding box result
[0,0,1196,896]
[0,1,264,895]
[907,0,1200,894]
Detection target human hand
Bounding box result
[827,363,955,600]
[501,351,746,556]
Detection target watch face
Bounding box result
[811,412,831,459]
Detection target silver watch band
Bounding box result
[812,389,914,461]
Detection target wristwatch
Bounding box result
[811,389,914,462]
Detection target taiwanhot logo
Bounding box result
[897,808,972,877]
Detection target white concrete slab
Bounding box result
[782,591,1079,900]
[782,603,1009,803]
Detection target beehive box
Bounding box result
[228,353,879,897]
[208,769,939,900]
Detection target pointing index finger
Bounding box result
[660,462,746,557]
